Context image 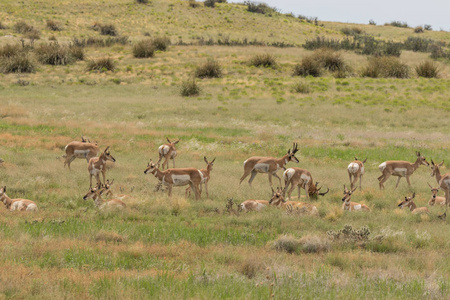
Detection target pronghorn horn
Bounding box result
[354,156,358,161]
[204,156,208,164]
[363,158,367,163]
[271,187,275,194]
[412,192,415,199]
[166,137,171,143]
[292,142,299,154]
[315,181,319,187]
[105,146,110,152]
[319,187,329,196]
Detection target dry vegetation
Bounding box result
[0,0,449,298]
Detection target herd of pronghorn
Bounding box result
[1,138,449,219]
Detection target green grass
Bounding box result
[0,0,449,298]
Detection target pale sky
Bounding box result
[227,0,450,31]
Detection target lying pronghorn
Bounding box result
[240,143,299,187]
[430,160,450,218]
[88,146,116,188]
[269,187,319,216]
[83,184,126,210]
[398,192,428,214]
[157,138,179,170]
[103,179,131,201]
[427,183,446,206]
[0,186,38,211]
[378,151,429,189]
[283,167,329,200]
[348,157,367,190]
[144,159,203,200]
[63,139,99,169]
[342,185,370,211]
[239,199,269,212]
[186,157,215,198]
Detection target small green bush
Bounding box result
[292,81,311,93]
[100,24,118,36]
[151,36,170,51]
[414,26,424,33]
[180,78,200,97]
[13,21,34,33]
[244,1,278,15]
[195,58,222,78]
[87,57,115,72]
[424,24,432,31]
[133,40,155,58]
[415,61,440,78]
[361,56,409,78]
[271,234,300,254]
[385,21,408,28]
[204,0,216,7]
[368,19,376,25]
[313,49,346,72]
[249,53,277,68]
[35,43,71,65]
[293,56,322,77]
[46,19,62,31]
[0,53,36,73]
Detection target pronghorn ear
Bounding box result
[343,185,347,192]
[431,159,435,165]
[287,148,291,154]
[173,139,179,144]
[416,151,420,157]
[412,192,415,199]
[351,187,357,193]
[354,156,358,161]
[166,137,171,143]
[104,146,110,152]
[211,157,216,163]
[271,187,275,194]
[3,186,5,192]
[315,181,319,187]
[204,156,208,164]
[363,158,367,163]
[439,160,444,167]
[427,182,433,189]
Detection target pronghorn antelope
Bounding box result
[430,160,450,218]
[0,186,38,211]
[269,187,319,215]
[157,138,179,170]
[144,159,203,200]
[427,183,446,206]
[83,184,126,210]
[377,151,429,189]
[398,193,428,214]
[103,179,131,201]
[186,157,215,198]
[342,185,370,211]
[239,200,269,212]
[283,167,329,200]
[240,143,300,187]
[63,139,99,169]
[88,146,116,188]
[348,157,367,190]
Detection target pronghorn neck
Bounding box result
[412,157,423,172]
[277,154,290,168]
[151,168,165,181]
[408,201,417,212]
[93,192,104,207]
[434,166,442,183]
[0,193,13,208]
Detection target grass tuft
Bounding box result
[271,234,300,254]
[94,230,126,243]
[0,53,36,73]
[13,21,35,34]
[292,81,311,93]
[293,56,322,77]
[151,36,170,51]
[249,53,277,68]
[133,39,155,58]
[35,43,72,65]
[415,60,440,78]
[195,58,222,78]
[361,56,409,78]
[180,77,200,96]
[46,19,62,31]
[86,57,115,72]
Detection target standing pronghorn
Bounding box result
[377,151,429,189]
[88,146,116,188]
[157,138,179,170]
[348,157,367,191]
[427,183,446,206]
[186,157,215,198]
[240,143,299,187]
[283,168,329,200]
[63,139,99,169]
[0,186,38,211]
[144,159,203,200]
[398,193,428,214]
[429,160,450,218]
[83,184,126,210]
[269,187,319,215]
[342,185,370,211]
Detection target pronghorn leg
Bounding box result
[272,172,282,187]
[395,176,401,189]
[185,187,191,197]
[172,157,175,168]
[379,173,391,190]
[304,183,309,200]
[167,184,173,197]
[65,156,76,169]
[89,174,93,188]
[204,182,209,198]
[248,170,257,186]
[96,174,101,187]
[102,171,106,186]
[349,173,353,190]
[268,173,273,186]
[287,184,295,201]
[359,175,362,191]
[162,157,169,170]
[351,176,358,191]
[405,176,411,187]
[298,185,301,200]
[239,169,252,185]
[283,181,290,197]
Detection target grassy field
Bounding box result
[1,0,450,299]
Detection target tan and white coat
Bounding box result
[283,167,329,200]
[348,157,367,191]
[342,186,370,212]
[63,141,99,169]
[269,187,319,216]
[0,186,38,211]
[157,138,179,170]
[398,193,428,214]
[88,146,116,188]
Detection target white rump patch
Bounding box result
[198,170,204,182]
[243,159,248,166]
[379,162,387,172]
[348,163,359,174]
[171,174,191,186]
[284,168,295,181]
[354,204,362,210]
[159,145,170,156]
[254,163,269,173]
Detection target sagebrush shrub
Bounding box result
[46,19,62,31]
[0,44,22,58]
[414,26,424,33]
[135,0,149,3]
[361,56,409,78]
[415,61,440,78]
[0,53,36,73]
[313,49,346,71]
[271,234,300,254]
[180,78,200,97]
[35,43,71,65]
[188,0,200,8]
[195,59,222,78]
[24,29,40,40]
[245,1,278,15]
[151,36,170,51]
[13,21,34,33]
[69,46,85,61]
[87,57,115,72]
[204,0,216,7]
[100,24,118,36]
[341,26,363,35]
[292,81,311,93]
[133,40,155,58]
[249,53,277,68]
[292,56,322,77]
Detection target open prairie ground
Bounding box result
[1,0,450,299]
